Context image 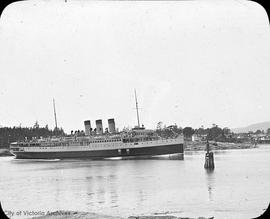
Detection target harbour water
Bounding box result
[0,146,269,219]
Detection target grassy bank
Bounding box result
[185,141,256,151]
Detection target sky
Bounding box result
[0,0,269,133]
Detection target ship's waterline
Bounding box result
[10,137,184,159]
[12,143,184,159]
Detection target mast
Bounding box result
[53,98,58,130]
[134,89,140,128]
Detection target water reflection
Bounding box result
[205,169,215,201]
[2,147,270,219]
[84,162,120,210]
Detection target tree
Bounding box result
[207,124,223,141]
[183,127,195,137]
[156,121,163,130]
[195,126,207,136]
[222,127,231,135]
[155,123,183,138]
[53,127,65,136]
[255,129,262,135]
[33,121,39,129]
[0,125,66,148]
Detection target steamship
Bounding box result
[9,92,184,159]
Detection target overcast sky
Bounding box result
[0,0,269,132]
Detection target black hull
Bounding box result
[12,144,184,159]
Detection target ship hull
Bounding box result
[11,143,183,159]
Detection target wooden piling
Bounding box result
[204,141,215,169]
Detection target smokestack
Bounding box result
[84,120,91,135]
[108,118,116,133]
[96,119,103,135]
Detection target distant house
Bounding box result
[236,134,250,142]
[255,134,270,143]
[192,134,201,142]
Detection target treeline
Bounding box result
[0,122,65,148]
[156,122,240,142]
[250,128,270,135]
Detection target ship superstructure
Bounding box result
[9,92,184,159]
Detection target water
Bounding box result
[0,146,270,219]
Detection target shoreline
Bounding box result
[0,148,13,157]
[184,141,257,151]
[28,211,213,219]
[0,142,261,157]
